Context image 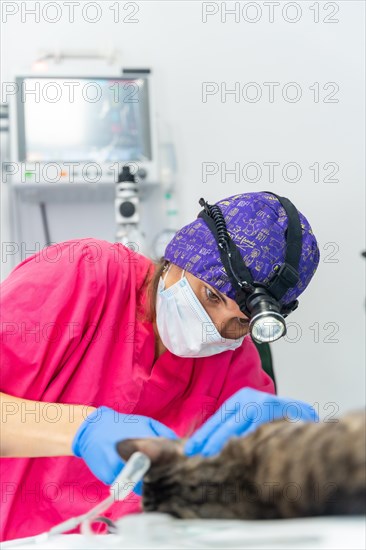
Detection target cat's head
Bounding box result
[117,437,195,515]
[116,437,187,482]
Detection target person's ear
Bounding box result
[116,437,183,466]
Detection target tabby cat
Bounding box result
[117,411,366,519]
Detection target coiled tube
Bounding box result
[199,198,228,247]
[199,198,248,289]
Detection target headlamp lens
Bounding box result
[250,314,286,343]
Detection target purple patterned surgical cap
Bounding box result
[164,192,320,305]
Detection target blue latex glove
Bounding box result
[72,406,178,493]
[184,388,318,457]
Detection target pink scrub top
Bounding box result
[0,238,275,541]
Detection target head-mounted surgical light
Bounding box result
[198,193,302,344]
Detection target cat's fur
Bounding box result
[117,411,366,520]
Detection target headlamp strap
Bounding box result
[264,193,302,301]
[198,194,303,303]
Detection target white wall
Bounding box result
[1,1,365,416]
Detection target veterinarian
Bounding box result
[0,191,320,540]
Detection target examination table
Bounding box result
[3,513,365,549]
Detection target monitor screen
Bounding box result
[16,77,152,163]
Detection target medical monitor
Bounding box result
[12,75,157,183]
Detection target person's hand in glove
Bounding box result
[72,406,178,493]
[184,387,318,457]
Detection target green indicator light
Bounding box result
[25,172,33,178]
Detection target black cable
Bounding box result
[198,198,254,291]
[39,202,52,246]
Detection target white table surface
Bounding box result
[2,513,365,550]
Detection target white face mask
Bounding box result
[156,265,245,358]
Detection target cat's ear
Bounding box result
[116,437,183,465]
